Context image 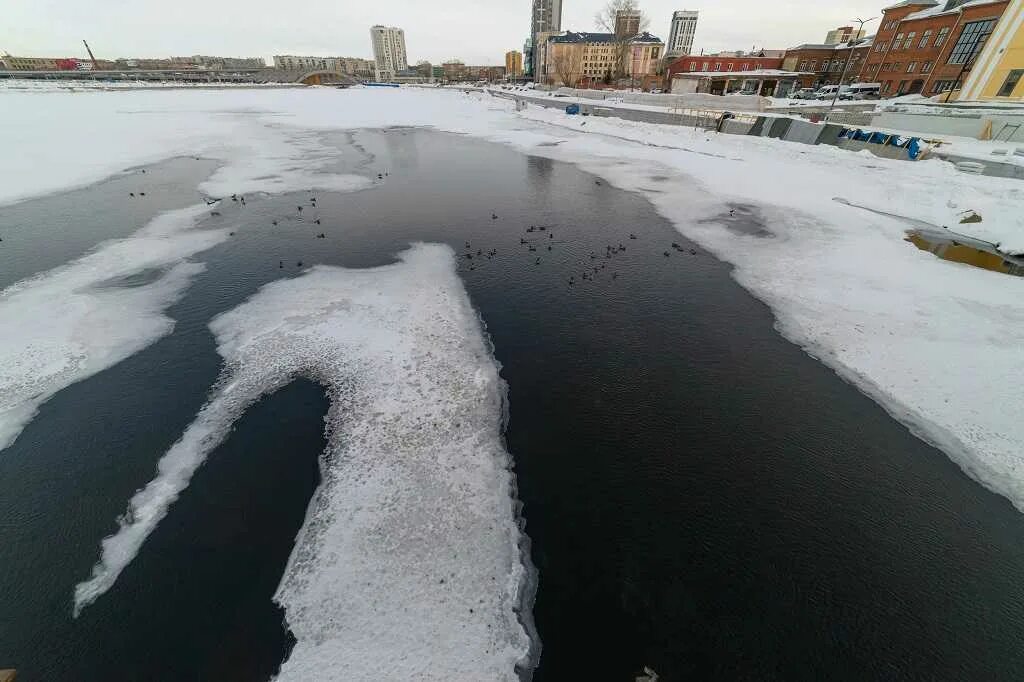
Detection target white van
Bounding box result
[846,82,881,99]
[814,85,849,100]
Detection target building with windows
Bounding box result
[825,26,868,44]
[857,0,1011,97]
[530,0,563,77]
[524,37,535,77]
[615,10,643,37]
[539,31,664,88]
[506,50,524,78]
[782,38,874,88]
[668,52,784,80]
[370,25,408,81]
[666,10,700,57]
[958,0,1024,99]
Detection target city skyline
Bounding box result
[4,0,887,64]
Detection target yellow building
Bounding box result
[505,50,523,78]
[542,31,664,87]
[1,55,61,71]
[959,0,1024,100]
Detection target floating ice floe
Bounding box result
[74,243,536,680]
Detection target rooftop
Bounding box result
[882,0,938,10]
[903,0,1006,20]
[549,31,663,44]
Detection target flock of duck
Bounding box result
[461,213,701,287]
[120,166,702,282]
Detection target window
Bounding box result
[703,61,709,70]
[714,62,722,71]
[823,59,831,71]
[798,60,808,70]
[908,62,917,72]
[898,80,909,93]
[948,20,996,64]
[726,63,735,71]
[904,32,916,49]
[742,62,749,71]
[998,69,1024,97]
[893,33,904,50]
[921,61,933,73]
[834,60,845,72]
[809,60,817,71]
[875,42,883,52]
[651,47,659,59]
[893,62,901,72]
[920,30,932,48]
[689,62,697,71]
[935,26,950,47]
[932,79,955,93]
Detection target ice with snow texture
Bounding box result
[74,244,535,679]
[0,205,225,451]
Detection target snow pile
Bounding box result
[0,205,226,451]
[73,244,535,680]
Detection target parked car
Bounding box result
[790,88,817,100]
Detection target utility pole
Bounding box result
[829,16,877,112]
[82,40,99,70]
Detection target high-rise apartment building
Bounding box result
[615,10,643,37]
[824,25,867,44]
[370,25,408,81]
[666,10,699,57]
[505,50,524,78]
[530,0,563,77]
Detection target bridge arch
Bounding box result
[295,70,358,86]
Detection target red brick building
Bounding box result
[666,54,783,81]
[782,40,874,88]
[858,0,1010,96]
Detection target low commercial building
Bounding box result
[669,68,812,96]
[958,0,1024,99]
[667,53,784,82]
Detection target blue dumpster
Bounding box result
[565,104,580,115]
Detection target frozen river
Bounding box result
[2,88,1024,680]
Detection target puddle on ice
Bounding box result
[906,229,1024,278]
[698,203,774,238]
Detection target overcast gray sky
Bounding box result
[3,0,884,64]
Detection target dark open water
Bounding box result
[2,129,1024,680]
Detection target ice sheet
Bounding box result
[73,244,535,679]
[0,205,224,451]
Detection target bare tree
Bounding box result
[551,46,584,88]
[594,0,651,80]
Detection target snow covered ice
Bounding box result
[73,244,535,679]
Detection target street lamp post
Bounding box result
[830,16,878,113]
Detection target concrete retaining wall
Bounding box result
[782,119,826,145]
[871,112,988,138]
[551,87,769,111]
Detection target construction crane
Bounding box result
[82,40,99,70]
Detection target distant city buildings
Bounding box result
[505,50,524,78]
[666,10,699,58]
[272,56,374,77]
[824,25,867,44]
[370,25,408,81]
[2,53,264,72]
[530,0,563,77]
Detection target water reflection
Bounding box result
[906,230,1024,277]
